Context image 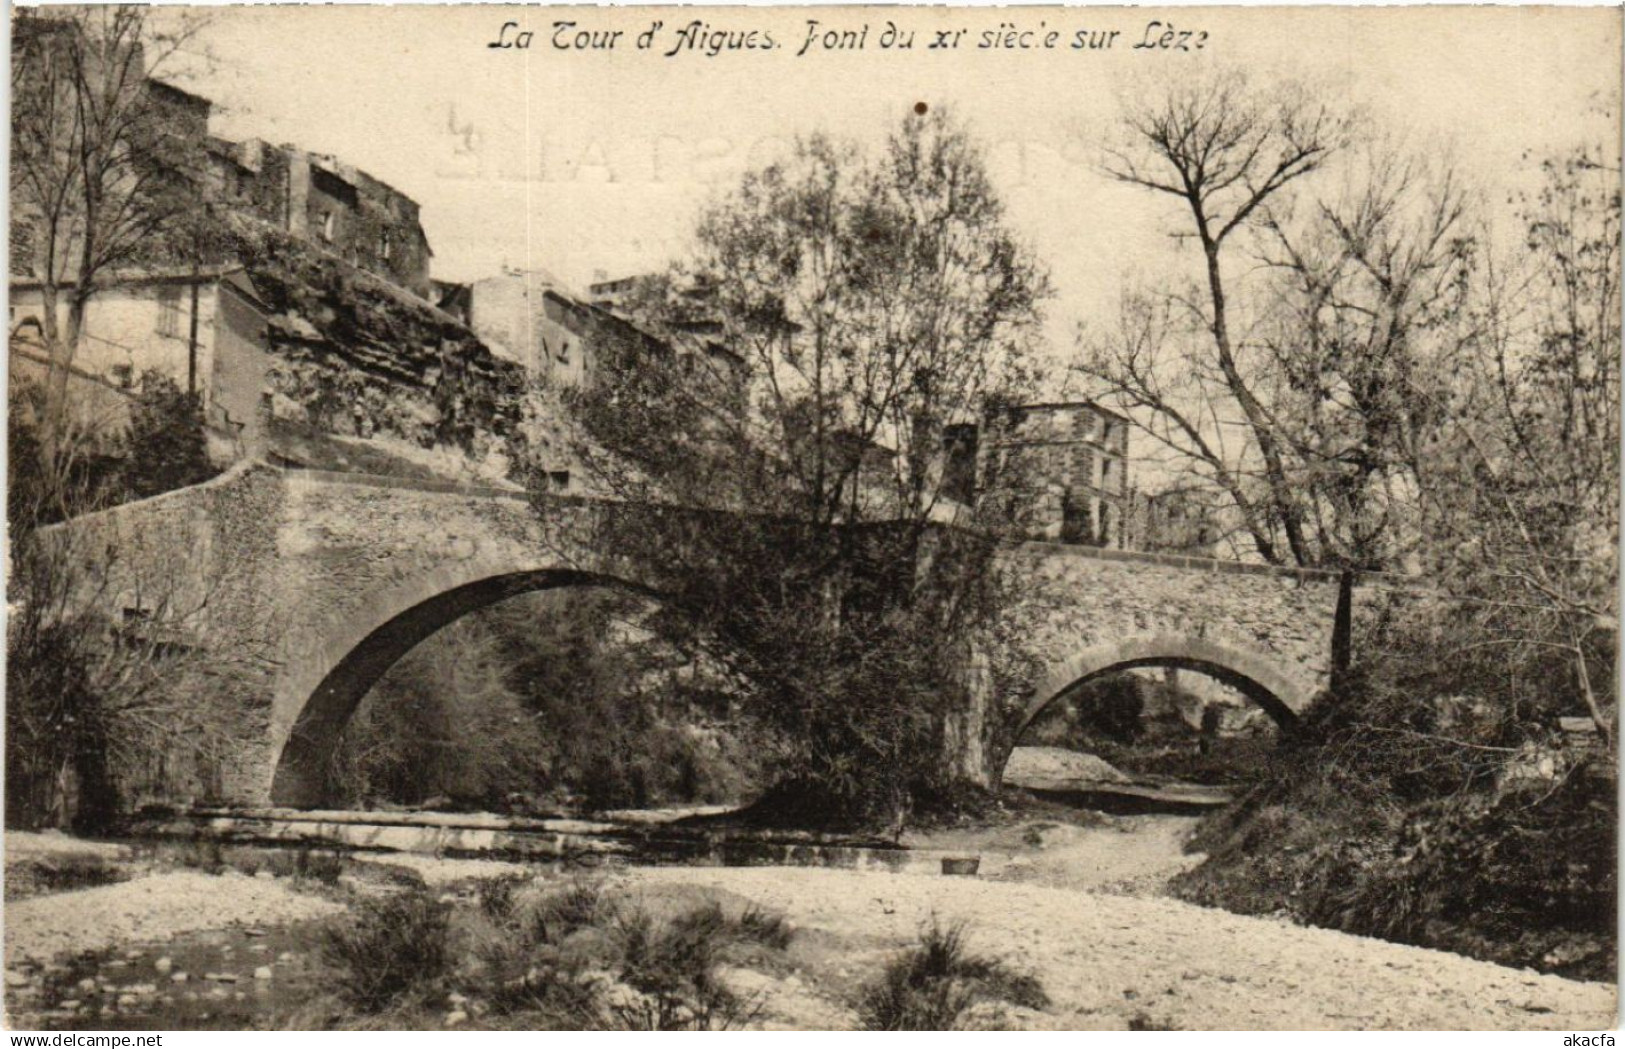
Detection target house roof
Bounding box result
[10,264,264,308]
[1003,399,1130,423]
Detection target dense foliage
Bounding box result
[6,372,229,829]
[327,589,764,813]
[555,108,1048,828]
[1171,610,1616,980]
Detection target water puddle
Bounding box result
[16,920,330,1030]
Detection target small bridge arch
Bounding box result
[1013,633,1318,743]
[270,560,661,808]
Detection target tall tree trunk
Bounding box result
[1201,237,1311,566]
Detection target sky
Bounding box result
[164,4,1620,371]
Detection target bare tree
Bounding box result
[1087,69,1352,565]
[10,6,208,480]
[1416,130,1620,743]
[1250,145,1474,568]
[7,506,264,828]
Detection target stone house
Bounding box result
[980,401,1132,547]
[207,138,434,299]
[9,266,271,464]
[1129,484,1218,557]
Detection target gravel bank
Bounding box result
[620,865,1617,1030]
[4,872,344,966]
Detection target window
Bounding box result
[1100,457,1112,487]
[157,287,183,337]
[380,230,392,261]
[319,209,335,242]
[548,470,570,492]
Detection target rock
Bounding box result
[116,994,138,1009]
[124,950,144,961]
[254,871,276,880]
[59,1000,80,1011]
[5,970,30,988]
[277,952,296,963]
[204,972,238,984]
[76,978,97,994]
[154,957,173,975]
[243,928,267,937]
[253,967,273,981]
[207,987,230,1001]
[445,1010,468,1026]
[126,983,158,995]
[171,973,189,984]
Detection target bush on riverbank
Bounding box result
[859,918,1048,1030]
[1170,619,1616,981]
[309,876,793,1029]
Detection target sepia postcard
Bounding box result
[4,2,1620,1036]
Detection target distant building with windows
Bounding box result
[9,265,271,463]
[1128,484,1219,558]
[979,400,1132,547]
[207,138,434,299]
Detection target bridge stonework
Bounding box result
[992,544,1341,736]
[57,467,1367,810]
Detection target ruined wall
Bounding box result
[983,402,1132,547]
[217,142,432,300]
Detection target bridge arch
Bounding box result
[269,561,662,808]
[1013,633,1316,745]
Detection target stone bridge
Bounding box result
[52,463,1387,809]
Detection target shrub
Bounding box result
[295,848,348,885]
[467,877,614,1025]
[119,371,216,501]
[859,919,1048,1030]
[1170,613,1617,979]
[474,873,531,922]
[734,904,794,950]
[612,903,749,1030]
[322,890,451,1012]
[464,879,770,1030]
